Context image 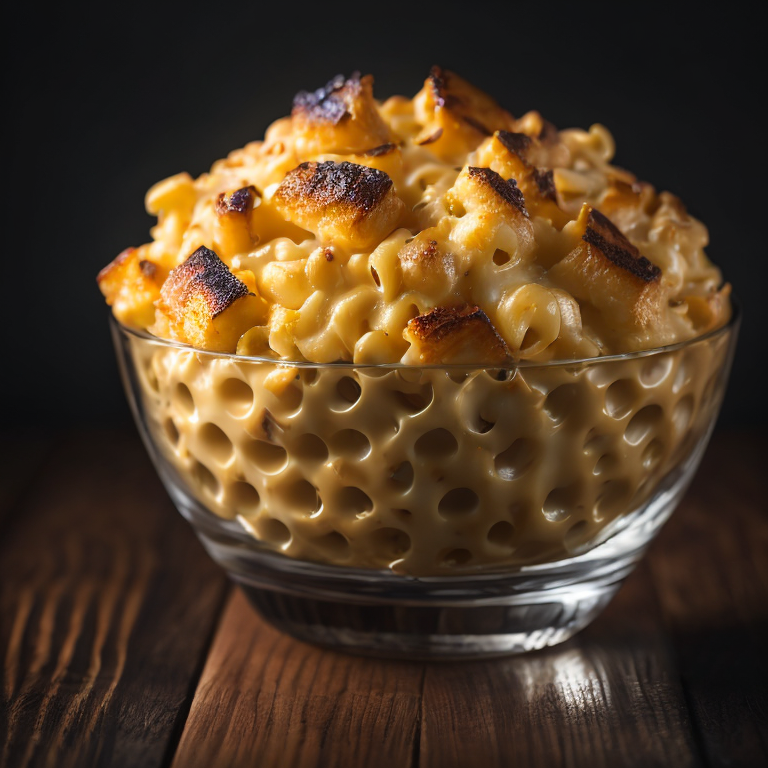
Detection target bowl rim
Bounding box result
[109,298,740,371]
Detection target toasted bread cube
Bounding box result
[450,166,529,217]
[213,185,258,259]
[549,205,663,333]
[473,131,570,228]
[413,67,516,162]
[97,246,164,328]
[292,73,392,155]
[403,304,511,364]
[273,161,405,250]
[446,166,534,256]
[155,246,267,352]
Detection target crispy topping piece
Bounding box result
[404,304,511,364]
[215,185,258,216]
[291,73,391,154]
[426,67,507,135]
[532,168,557,202]
[472,131,568,227]
[97,246,164,328]
[161,246,250,319]
[583,209,660,282]
[273,161,405,249]
[154,246,267,352]
[214,186,258,257]
[446,165,535,257]
[467,166,528,216]
[550,205,663,334]
[496,130,533,158]
[413,66,516,161]
[293,72,362,125]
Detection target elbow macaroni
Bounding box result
[101,69,736,575]
[99,70,729,363]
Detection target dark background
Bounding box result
[5,2,764,429]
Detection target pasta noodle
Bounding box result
[99,67,730,365]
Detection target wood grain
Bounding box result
[0,429,230,768]
[1,429,766,767]
[171,588,424,768]
[419,561,701,768]
[648,432,768,768]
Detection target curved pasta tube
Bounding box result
[496,284,561,358]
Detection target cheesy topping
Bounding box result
[99,67,730,362]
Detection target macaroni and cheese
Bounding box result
[100,69,733,574]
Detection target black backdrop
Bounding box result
[5,1,764,429]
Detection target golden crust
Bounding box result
[291,73,391,154]
[424,66,514,136]
[159,246,250,320]
[473,131,570,227]
[214,186,259,258]
[99,66,729,361]
[97,246,164,328]
[273,161,405,249]
[550,205,663,332]
[215,185,259,216]
[413,66,516,161]
[583,208,660,282]
[467,166,528,216]
[403,305,511,364]
[154,246,267,352]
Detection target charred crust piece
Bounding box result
[409,305,480,343]
[162,246,250,319]
[426,66,512,130]
[274,161,404,247]
[97,247,134,284]
[467,166,529,217]
[532,168,557,202]
[406,304,511,364]
[584,209,660,282]
[215,185,258,216]
[292,72,362,124]
[362,142,398,157]
[428,65,451,107]
[496,130,532,157]
[276,161,393,218]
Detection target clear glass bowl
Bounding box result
[111,310,739,658]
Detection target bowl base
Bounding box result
[237,582,619,659]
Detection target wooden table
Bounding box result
[1,429,766,768]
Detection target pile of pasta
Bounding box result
[98,68,730,364]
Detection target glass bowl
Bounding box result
[111,309,739,659]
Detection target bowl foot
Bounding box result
[236,580,620,659]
